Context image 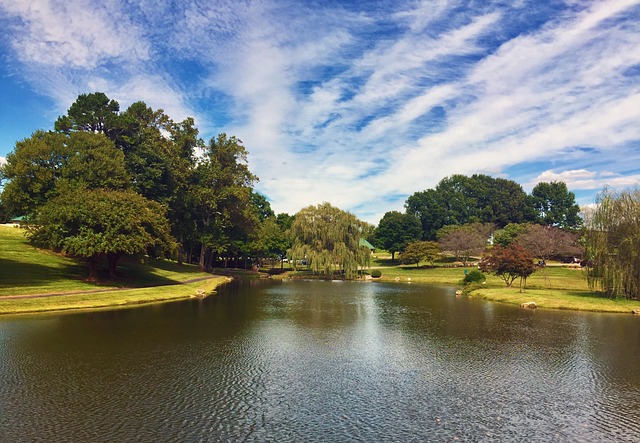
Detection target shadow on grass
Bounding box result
[0,257,193,293]
[372,258,401,267]
[104,257,200,287]
[0,257,90,290]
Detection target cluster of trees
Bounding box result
[375,177,585,290]
[376,175,582,263]
[404,174,581,240]
[2,93,638,297]
[0,93,292,277]
[375,180,640,299]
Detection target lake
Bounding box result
[1,279,639,441]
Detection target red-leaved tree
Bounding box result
[479,244,537,291]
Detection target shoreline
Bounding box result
[272,268,640,314]
[0,276,231,316]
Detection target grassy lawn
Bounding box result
[0,225,228,314]
[0,277,228,315]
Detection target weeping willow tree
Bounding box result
[585,187,640,299]
[289,202,373,279]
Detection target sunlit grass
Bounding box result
[0,225,213,296]
[0,225,227,314]
[366,249,640,313]
[0,277,228,315]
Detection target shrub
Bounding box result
[463,269,486,285]
[371,270,382,278]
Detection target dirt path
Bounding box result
[0,276,219,301]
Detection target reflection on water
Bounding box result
[0,279,639,442]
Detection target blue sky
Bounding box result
[0,0,639,223]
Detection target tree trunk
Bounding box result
[206,249,215,271]
[106,253,121,278]
[199,245,207,271]
[177,235,184,266]
[87,256,99,281]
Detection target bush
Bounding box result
[371,269,382,278]
[463,269,485,285]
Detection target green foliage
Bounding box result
[493,223,528,247]
[371,269,382,278]
[251,192,275,222]
[374,211,422,261]
[29,189,175,279]
[289,202,372,279]
[1,131,129,216]
[192,133,258,270]
[585,187,640,298]
[249,216,291,265]
[1,92,270,273]
[463,269,486,285]
[530,181,582,229]
[54,92,120,136]
[400,241,441,267]
[406,174,529,240]
[479,244,536,289]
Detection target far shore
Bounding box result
[267,261,640,315]
[2,226,639,316]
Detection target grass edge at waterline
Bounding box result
[0,276,230,316]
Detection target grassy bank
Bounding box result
[369,254,640,313]
[267,252,640,314]
[0,225,228,315]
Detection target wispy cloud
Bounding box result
[0,0,638,223]
[0,0,149,68]
[531,169,640,191]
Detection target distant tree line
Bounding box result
[375,175,582,260]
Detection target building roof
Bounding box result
[359,238,375,250]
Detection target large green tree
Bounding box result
[406,174,529,240]
[29,189,175,279]
[192,133,257,271]
[54,92,120,137]
[1,130,129,217]
[289,202,372,279]
[374,211,422,261]
[400,241,441,267]
[529,181,582,229]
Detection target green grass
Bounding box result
[370,251,640,313]
[0,277,228,315]
[0,225,228,314]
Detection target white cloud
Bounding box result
[530,169,640,191]
[0,0,150,68]
[1,0,639,224]
[0,156,6,166]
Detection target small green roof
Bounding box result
[359,238,375,250]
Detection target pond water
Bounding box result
[1,279,639,442]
